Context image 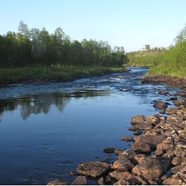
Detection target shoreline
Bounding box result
[48,78,186,185]
[0,66,126,87]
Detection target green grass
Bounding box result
[0,65,126,84]
[128,41,186,78]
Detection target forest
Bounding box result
[0,22,128,68]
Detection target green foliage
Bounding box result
[128,24,186,78]
[127,48,166,67]
[0,22,128,68]
[0,65,126,84]
[148,41,186,77]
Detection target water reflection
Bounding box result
[0,90,109,120]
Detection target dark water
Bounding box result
[0,67,177,184]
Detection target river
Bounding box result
[0,67,178,184]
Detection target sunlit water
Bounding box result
[0,67,178,184]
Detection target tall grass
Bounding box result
[128,41,186,78]
[0,65,126,84]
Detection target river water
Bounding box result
[0,67,177,184]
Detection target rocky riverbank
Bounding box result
[48,82,186,185]
[142,75,186,88]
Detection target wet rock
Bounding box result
[163,175,186,185]
[153,101,168,110]
[133,129,142,136]
[170,96,177,101]
[121,136,134,142]
[166,116,182,125]
[77,161,110,178]
[114,179,129,185]
[131,115,145,125]
[158,90,169,95]
[133,154,146,164]
[128,175,147,185]
[105,176,112,184]
[132,157,170,180]
[132,135,166,153]
[117,150,136,161]
[47,179,67,185]
[71,176,88,185]
[128,126,138,131]
[97,177,104,185]
[171,156,182,166]
[145,115,160,125]
[147,180,158,185]
[173,100,183,106]
[135,123,152,130]
[112,159,134,171]
[155,139,174,156]
[165,107,178,115]
[132,141,151,153]
[103,147,115,154]
[109,170,133,180]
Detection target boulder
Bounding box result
[109,170,133,181]
[158,90,169,95]
[117,150,136,161]
[133,129,142,136]
[155,141,174,156]
[128,126,138,131]
[145,115,160,125]
[97,177,104,185]
[163,175,185,185]
[77,161,110,178]
[165,107,178,115]
[47,179,67,185]
[166,116,182,125]
[171,156,182,166]
[153,101,168,110]
[132,135,166,153]
[112,159,134,171]
[114,179,129,185]
[132,141,151,153]
[71,176,88,185]
[103,148,115,154]
[131,115,145,125]
[121,136,134,142]
[133,154,146,164]
[132,157,170,180]
[135,123,152,130]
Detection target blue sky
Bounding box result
[0,0,186,51]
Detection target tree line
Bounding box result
[0,22,128,68]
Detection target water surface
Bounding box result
[0,67,177,184]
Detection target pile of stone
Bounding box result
[48,89,186,185]
[142,75,186,88]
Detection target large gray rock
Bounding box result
[132,157,170,180]
[77,161,110,178]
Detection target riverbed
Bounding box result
[0,67,178,184]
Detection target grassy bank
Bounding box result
[128,42,186,78]
[147,42,186,78]
[127,24,186,79]
[0,65,126,85]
